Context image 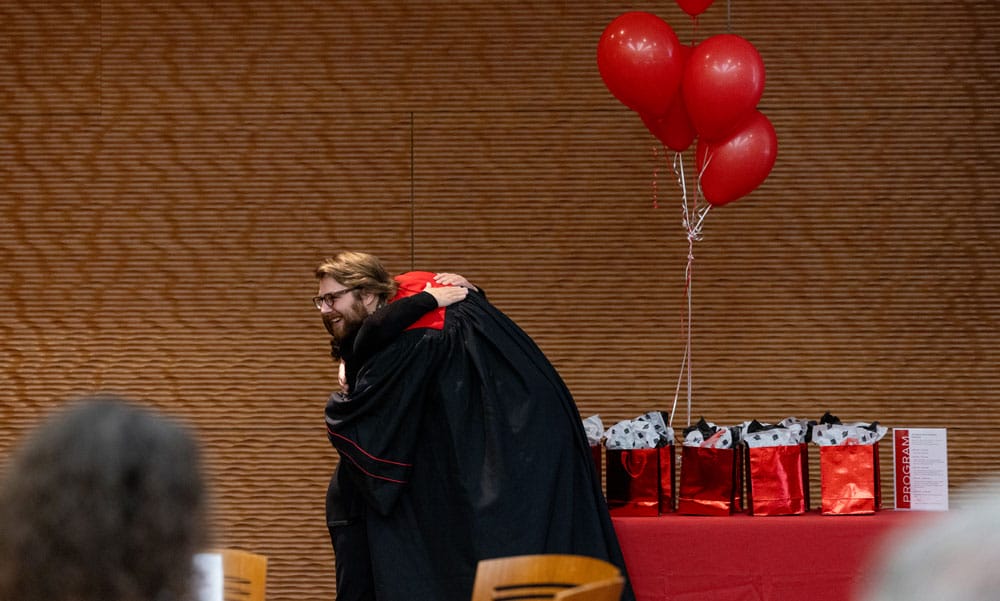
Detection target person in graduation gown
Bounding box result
[315,261,471,601]
[315,251,634,601]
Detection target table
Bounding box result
[612,511,935,601]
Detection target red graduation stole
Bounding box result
[392,271,446,330]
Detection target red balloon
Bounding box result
[696,110,777,206]
[597,12,683,118]
[682,34,765,142]
[676,0,715,17]
[640,44,695,151]
[642,95,696,152]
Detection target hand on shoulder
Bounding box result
[433,272,478,291]
[423,282,469,307]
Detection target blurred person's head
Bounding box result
[0,396,207,601]
[859,478,1000,601]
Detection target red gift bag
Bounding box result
[606,446,675,516]
[658,445,676,513]
[678,445,743,516]
[820,442,881,515]
[745,443,809,516]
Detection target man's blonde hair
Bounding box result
[315,251,399,305]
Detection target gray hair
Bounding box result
[860,478,1000,601]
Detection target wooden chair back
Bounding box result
[215,548,268,601]
[470,554,622,601]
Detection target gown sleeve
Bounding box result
[325,324,443,515]
[351,291,437,367]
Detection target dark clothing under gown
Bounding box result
[325,272,633,601]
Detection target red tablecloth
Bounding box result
[612,511,933,601]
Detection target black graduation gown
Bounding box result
[325,290,634,601]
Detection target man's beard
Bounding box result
[322,298,368,359]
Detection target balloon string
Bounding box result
[669,227,696,429]
[671,341,688,430]
[681,230,695,429]
[679,152,712,242]
[669,151,711,429]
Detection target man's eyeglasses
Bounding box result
[312,287,360,310]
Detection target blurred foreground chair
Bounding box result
[470,554,623,601]
[553,577,625,601]
[198,548,268,601]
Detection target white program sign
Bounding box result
[893,428,949,511]
[192,552,224,601]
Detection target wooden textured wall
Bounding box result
[1,1,997,600]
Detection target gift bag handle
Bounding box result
[621,451,648,478]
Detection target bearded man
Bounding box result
[314,251,633,601]
[316,252,468,601]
